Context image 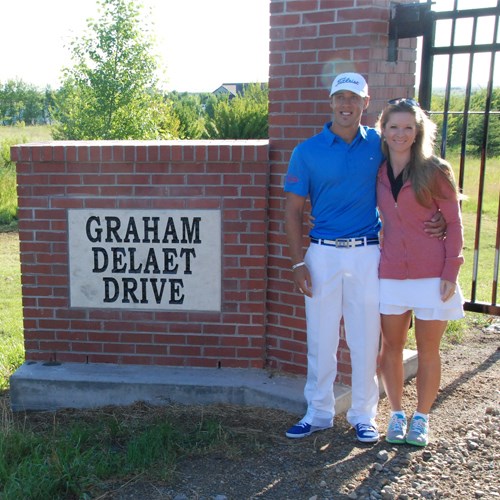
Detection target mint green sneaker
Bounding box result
[386,413,407,444]
[406,416,429,447]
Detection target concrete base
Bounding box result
[9,349,418,415]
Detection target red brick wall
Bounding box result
[266,0,417,383]
[12,141,270,368]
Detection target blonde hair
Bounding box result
[376,101,461,207]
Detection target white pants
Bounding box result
[302,242,381,428]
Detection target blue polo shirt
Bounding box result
[284,122,383,239]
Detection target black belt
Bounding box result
[310,236,379,248]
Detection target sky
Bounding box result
[0,0,270,93]
[0,0,498,93]
[418,0,500,89]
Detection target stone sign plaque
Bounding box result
[68,209,221,311]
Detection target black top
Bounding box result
[387,161,405,202]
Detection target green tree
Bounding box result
[467,88,500,157]
[42,87,56,124]
[204,83,268,139]
[431,89,500,157]
[22,86,46,125]
[203,93,219,120]
[0,79,46,125]
[0,80,51,125]
[0,80,23,124]
[169,92,206,139]
[430,93,464,153]
[52,0,178,140]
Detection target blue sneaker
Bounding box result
[406,416,429,447]
[285,421,330,439]
[386,413,407,444]
[354,423,380,443]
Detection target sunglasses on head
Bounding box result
[388,98,420,107]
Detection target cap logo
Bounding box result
[336,76,360,87]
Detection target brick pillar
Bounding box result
[266,0,417,383]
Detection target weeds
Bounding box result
[0,167,17,226]
[442,319,467,346]
[0,233,23,391]
[0,401,234,499]
[405,312,483,350]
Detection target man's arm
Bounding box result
[285,192,313,297]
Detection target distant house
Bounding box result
[212,82,266,99]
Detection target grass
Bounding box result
[0,124,52,228]
[449,152,499,305]
[0,233,23,390]
[0,124,52,143]
[0,398,235,499]
[0,167,18,227]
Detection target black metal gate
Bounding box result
[390,1,500,316]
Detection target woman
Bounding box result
[376,98,465,447]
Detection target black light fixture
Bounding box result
[388,2,434,62]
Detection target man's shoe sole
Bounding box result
[285,425,331,439]
[285,431,312,439]
[357,436,379,443]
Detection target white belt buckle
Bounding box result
[335,238,351,248]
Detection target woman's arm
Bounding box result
[436,181,465,285]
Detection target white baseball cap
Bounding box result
[329,72,369,98]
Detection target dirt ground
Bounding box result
[83,318,499,500]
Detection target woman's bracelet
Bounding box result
[291,261,306,271]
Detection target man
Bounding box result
[284,73,443,443]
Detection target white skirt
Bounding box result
[380,277,465,321]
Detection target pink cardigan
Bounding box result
[377,161,464,283]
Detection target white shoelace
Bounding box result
[410,418,428,433]
[357,423,375,432]
[389,415,406,432]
